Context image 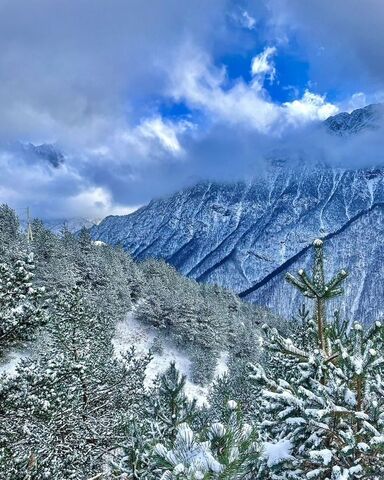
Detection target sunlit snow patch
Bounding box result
[0,350,27,377]
[113,311,227,406]
[262,439,294,467]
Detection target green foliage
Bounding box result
[2,206,381,480]
[151,362,197,441]
[0,286,151,479]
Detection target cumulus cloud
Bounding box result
[167,48,280,133]
[167,47,339,134]
[283,91,339,124]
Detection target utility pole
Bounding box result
[26,207,33,244]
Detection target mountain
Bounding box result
[21,217,97,234]
[14,142,65,167]
[89,105,384,322]
[325,103,384,135]
[1,141,65,167]
[42,217,98,234]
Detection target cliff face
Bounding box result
[90,105,384,322]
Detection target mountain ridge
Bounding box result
[89,104,384,321]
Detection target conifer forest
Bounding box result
[0,205,383,479]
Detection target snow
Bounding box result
[113,310,228,406]
[262,439,293,467]
[156,423,223,475]
[0,350,27,377]
[309,448,332,466]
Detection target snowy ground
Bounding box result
[0,349,28,377]
[113,311,228,405]
[0,308,228,406]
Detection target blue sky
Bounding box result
[0,0,383,219]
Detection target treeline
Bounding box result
[0,205,383,479]
[0,205,275,372]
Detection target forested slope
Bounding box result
[1,205,383,479]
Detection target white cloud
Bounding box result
[251,47,277,81]
[283,90,339,125]
[168,48,280,133]
[346,93,368,111]
[65,187,137,219]
[137,117,191,154]
[116,116,194,161]
[167,48,339,135]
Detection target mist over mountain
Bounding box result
[89,104,384,322]
[8,142,65,168]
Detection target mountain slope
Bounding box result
[90,167,384,321]
[89,105,384,322]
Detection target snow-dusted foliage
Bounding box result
[0,207,383,479]
[150,399,259,480]
[250,240,384,479]
[0,251,46,356]
[155,423,223,479]
[0,286,151,479]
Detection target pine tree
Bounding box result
[285,239,348,355]
[154,422,223,479]
[0,250,46,357]
[113,363,197,479]
[151,362,197,441]
[0,286,151,479]
[250,239,384,479]
[153,400,259,480]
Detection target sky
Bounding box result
[1,0,384,220]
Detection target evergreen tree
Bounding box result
[250,239,384,479]
[151,362,197,441]
[0,250,46,357]
[285,238,348,355]
[0,204,19,252]
[0,286,151,479]
[153,400,259,480]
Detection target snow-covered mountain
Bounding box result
[89,105,384,322]
[10,142,65,167]
[20,217,97,234]
[325,103,384,135]
[42,217,98,234]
